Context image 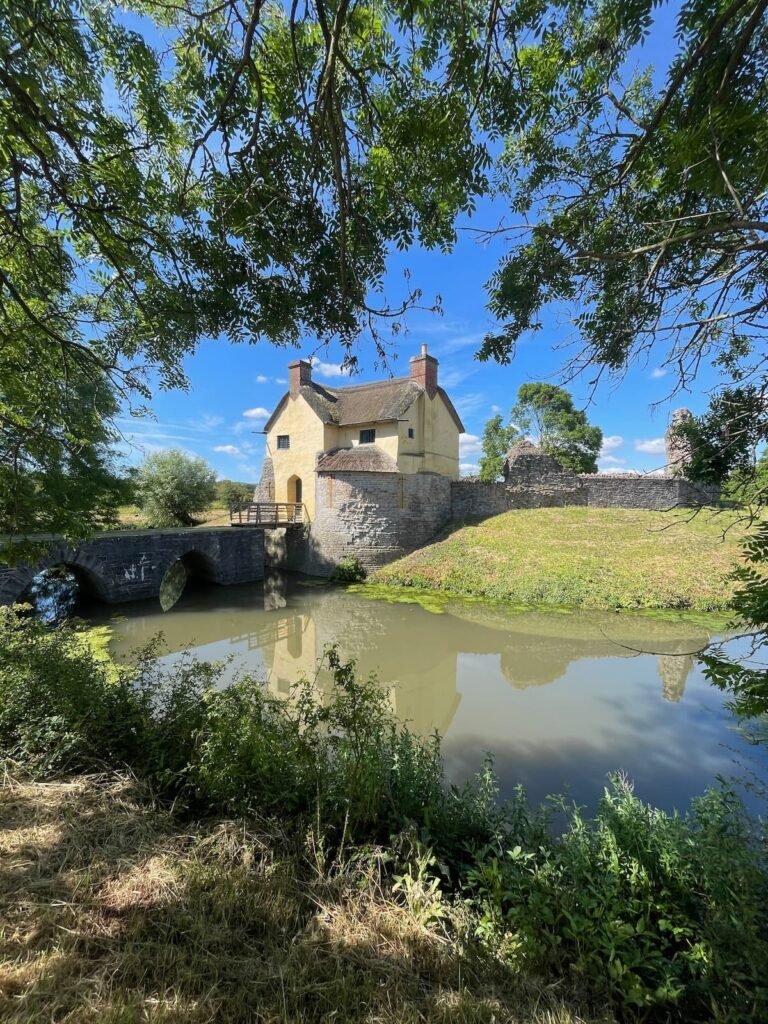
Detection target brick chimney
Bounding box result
[288,358,312,397]
[409,344,438,399]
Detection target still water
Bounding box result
[87,573,767,813]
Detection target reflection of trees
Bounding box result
[101,576,711,731]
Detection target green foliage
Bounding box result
[135,449,217,527]
[0,607,147,773]
[701,520,768,719]
[467,779,768,1022]
[2,610,767,1021]
[332,556,367,583]
[479,385,602,478]
[1,0,496,540]
[215,480,254,507]
[511,384,603,474]
[479,414,519,481]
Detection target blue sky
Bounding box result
[117,3,716,483]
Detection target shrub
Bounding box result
[466,778,768,1022]
[0,608,148,773]
[332,557,367,582]
[135,449,217,527]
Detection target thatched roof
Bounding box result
[316,445,399,474]
[264,377,464,432]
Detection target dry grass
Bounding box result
[0,773,605,1024]
[374,507,750,611]
[115,505,232,530]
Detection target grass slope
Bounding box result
[0,774,601,1024]
[374,507,748,611]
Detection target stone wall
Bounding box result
[450,478,587,520]
[0,527,265,606]
[253,456,275,501]
[270,470,453,575]
[580,474,720,510]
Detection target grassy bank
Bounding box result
[2,610,767,1023]
[373,507,748,611]
[0,773,595,1024]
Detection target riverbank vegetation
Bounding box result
[2,609,767,1023]
[374,508,748,611]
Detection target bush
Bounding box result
[332,557,367,582]
[466,779,768,1022]
[2,610,768,1021]
[135,449,217,527]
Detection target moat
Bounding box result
[84,572,767,813]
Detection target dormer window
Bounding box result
[359,428,376,444]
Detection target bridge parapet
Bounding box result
[0,527,265,606]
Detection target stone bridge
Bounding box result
[0,527,265,606]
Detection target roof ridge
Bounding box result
[317,375,412,394]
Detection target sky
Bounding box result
[117,3,717,484]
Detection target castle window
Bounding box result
[359,428,376,444]
[408,427,415,439]
[277,435,290,450]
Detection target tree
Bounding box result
[511,384,603,474]
[479,385,602,479]
[135,450,217,527]
[479,414,519,481]
[216,480,254,507]
[466,1,767,714]
[1,0,496,540]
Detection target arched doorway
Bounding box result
[287,475,302,504]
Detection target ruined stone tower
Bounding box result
[664,407,694,477]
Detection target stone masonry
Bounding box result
[0,527,265,606]
[580,473,719,510]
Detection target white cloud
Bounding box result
[213,444,241,456]
[200,414,224,430]
[460,462,480,476]
[311,356,351,379]
[598,455,626,466]
[455,392,486,418]
[255,375,270,383]
[440,332,485,354]
[459,432,483,457]
[491,404,502,414]
[634,437,666,455]
[601,435,624,453]
[600,466,632,475]
[276,377,287,384]
[242,407,270,420]
[651,367,667,379]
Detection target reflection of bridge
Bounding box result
[231,615,307,651]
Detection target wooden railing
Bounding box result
[229,501,305,527]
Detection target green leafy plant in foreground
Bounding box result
[1,608,767,1022]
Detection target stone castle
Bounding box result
[253,351,718,575]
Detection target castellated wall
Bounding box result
[581,474,720,510]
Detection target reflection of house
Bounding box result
[258,347,463,521]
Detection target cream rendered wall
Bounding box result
[396,392,459,478]
[333,420,399,460]
[266,395,326,520]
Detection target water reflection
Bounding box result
[88,574,767,812]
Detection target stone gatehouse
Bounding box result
[253,368,720,576]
